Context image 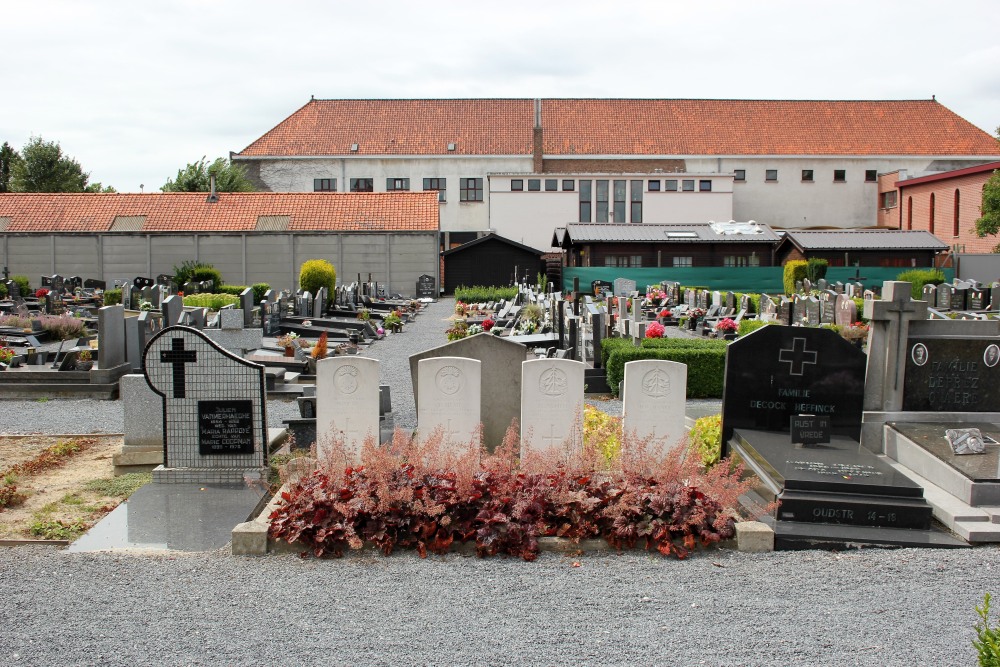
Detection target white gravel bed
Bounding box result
[0,544,993,666]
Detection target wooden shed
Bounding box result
[442,233,546,294]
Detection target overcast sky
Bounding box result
[4,0,999,193]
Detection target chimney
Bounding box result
[532,98,544,173]
[206,173,219,203]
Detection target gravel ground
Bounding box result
[0,544,995,666]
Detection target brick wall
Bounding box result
[877,172,901,228]
[900,169,997,253]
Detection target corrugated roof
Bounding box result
[237,98,1000,159]
[781,230,948,250]
[561,222,780,245]
[0,192,439,233]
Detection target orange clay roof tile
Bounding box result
[0,192,439,233]
[236,98,1000,158]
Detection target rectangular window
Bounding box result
[834,169,846,182]
[801,170,814,182]
[579,180,592,222]
[630,255,642,268]
[423,177,446,202]
[613,180,626,222]
[562,179,575,191]
[881,191,898,208]
[386,178,410,191]
[350,178,373,192]
[511,179,523,191]
[672,256,693,268]
[648,180,661,192]
[682,179,695,192]
[665,179,678,191]
[527,179,541,192]
[545,179,558,192]
[596,180,609,222]
[459,178,483,202]
[699,180,712,192]
[865,169,878,182]
[724,256,748,267]
[630,180,642,223]
[765,170,778,182]
[313,178,337,192]
[734,169,746,182]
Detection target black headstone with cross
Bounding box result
[721,325,866,451]
[143,325,267,483]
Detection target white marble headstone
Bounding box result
[316,356,380,464]
[417,357,481,449]
[520,358,585,456]
[622,359,687,456]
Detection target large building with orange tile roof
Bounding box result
[0,191,439,294]
[233,98,1000,253]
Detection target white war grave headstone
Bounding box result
[520,358,585,457]
[417,357,482,450]
[143,326,267,484]
[622,359,687,456]
[315,356,381,465]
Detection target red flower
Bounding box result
[645,321,665,338]
[482,318,495,331]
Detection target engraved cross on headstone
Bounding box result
[159,337,197,398]
[444,418,462,444]
[541,424,562,448]
[778,337,818,376]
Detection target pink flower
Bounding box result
[645,321,665,338]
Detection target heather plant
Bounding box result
[37,314,88,340]
[0,313,33,329]
[269,418,759,561]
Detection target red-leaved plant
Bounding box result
[268,420,760,561]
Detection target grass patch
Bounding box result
[83,473,151,498]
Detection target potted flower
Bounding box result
[75,349,94,371]
[646,288,666,307]
[840,321,870,348]
[716,318,738,340]
[383,311,403,333]
[687,307,706,331]
[357,308,372,322]
[276,332,300,356]
[645,321,665,338]
[482,317,495,332]
[658,308,673,323]
[0,345,16,369]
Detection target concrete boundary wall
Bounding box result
[0,231,438,296]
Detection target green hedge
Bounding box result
[103,288,122,306]
[783,261,808,295]
[896,268,945,300]
[214,283,269,303]
[182,293,240,310]
[11,275,31,296]
[454,285,519,302]
[738,320,770,336]
[606,346,726,398]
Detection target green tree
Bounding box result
[161,157,255,192]
[975,169,1000,251]
[9,136,106,193]
[0,141,16,193]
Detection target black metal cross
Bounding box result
[778,337,817,376]
[160,337,197,398]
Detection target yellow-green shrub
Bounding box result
[299,259,336,295]
[689,414,722,467]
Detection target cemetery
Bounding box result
[5,257,1000,563]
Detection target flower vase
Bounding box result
[283,346,294,357]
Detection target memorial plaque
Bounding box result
[790,414,831,445]
[721,325,866,449]
[950,286,968,311]
[902,337,1000,412]
[198,400,254,455]
[591,280,613,298]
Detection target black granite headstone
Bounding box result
[936,284,950,310]
[949,286,968,311]
[721,325,866,450]
[416,274,435,298]
[969,289,987,311]
[902,337,1000,412]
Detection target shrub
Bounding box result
[173,260,223,291]
[584,405,621,462]
[182,293,240,310]
[782,260,808,295]
[738,319,770,337]
[102,288,122,306]
[0,282,6,298]
[11,275,31,296]
[974,592,1000,666]
[606,344,726,398]
[216,285,248,297]
[299,259,336,296]
[268,426,745,560]
[852,297,869,324]
[251,283,270,304]
[896,268,945,300]
[806,258,829,282]
[37,314,89,341]
[454,285,519,303]
[689,414,722,467]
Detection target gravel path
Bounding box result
[0,544,995,666]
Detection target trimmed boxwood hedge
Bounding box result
[601,337,727,398]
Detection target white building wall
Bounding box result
[253,156,533,235]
